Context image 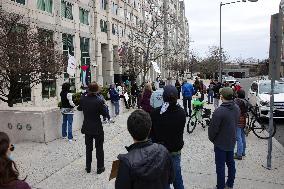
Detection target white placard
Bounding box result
[67,55,76,77]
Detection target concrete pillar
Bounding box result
[96,41,103,85]
[74,33,81,91]
[104,44,114,85]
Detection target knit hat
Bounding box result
[220,87,234,100]
[163,85,178,103]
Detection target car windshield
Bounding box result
[259,82,284,94]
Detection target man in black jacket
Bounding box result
[150,85,186,189]
[208,87,240,189]
[115,110,174,189]
[77,82,108,174]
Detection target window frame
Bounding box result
[79,7,89,25]
[61,0,73,20]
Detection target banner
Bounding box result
[151,61,161,74]
[67,55,76,77]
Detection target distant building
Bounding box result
[280,0,284,77]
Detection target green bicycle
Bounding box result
[187,99,212,134]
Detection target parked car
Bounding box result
[224,76,237,85]
[248,80,284,118]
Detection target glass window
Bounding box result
[37,0,53,13]
[14,75,31,104]
[62,33,76,92]
[11,0,25,5]
[80,37,91,88]
[101,0,107,10]
[100,20,107,33]
[61,0,73,20]
[42,77,56,99]
[79,8,89,25]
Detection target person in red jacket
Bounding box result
[0,132,31,189]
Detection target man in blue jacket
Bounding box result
[182,79,195,117]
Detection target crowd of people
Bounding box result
[0,76,249,189]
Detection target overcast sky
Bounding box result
[184,0,280,60]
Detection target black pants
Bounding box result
[183,96,192,116]
[85,134,104,170]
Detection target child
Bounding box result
[97,89,115,124]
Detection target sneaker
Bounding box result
[234,153,242,160]
[62,137,67,140]
[97,167,105,174]
[102,120,108,124]
[68,139,73,143]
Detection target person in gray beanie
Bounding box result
[150,85,186,189]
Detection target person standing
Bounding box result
[234,89,248,160]
[175,80,181,99]
[208,87,240,189]
[199,80,206,102]
[150,82,165,109]
[207,79,215,104]
[109,84,120,117]
[151,85,186,189]
[77,82,108,174]
[131,81,139,108]
[0,132,31,189]
[60,83,76,142]
[140,83,153,113]
[213,80,222,110]
[115,110,174,189]
[182,79,195,117]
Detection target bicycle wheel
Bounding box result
[187,114,198,134]
[251,119,276,139]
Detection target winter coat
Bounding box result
[208,101,240,151]
[182,82,195,98]
[77,94,108,135]
[150,105,186,152]
[140,90,153,113]
[109,88,120,103]
[115,141,174,189]
[150,88,164,108]
[234,98,249,128]
[1,180,31,189]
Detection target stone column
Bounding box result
[96,41,103,85]
[74,33,81,91]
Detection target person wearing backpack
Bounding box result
[182,79,195,117]
[234,89,248,160]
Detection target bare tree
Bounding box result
[198,46,229,79]
[0,11,66,107]
[118,0,184,82]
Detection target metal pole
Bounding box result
[219,3,222,82]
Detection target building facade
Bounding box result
[0,0,189,107]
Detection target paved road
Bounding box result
[239,78,284,146]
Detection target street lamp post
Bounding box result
[219,0,258,82]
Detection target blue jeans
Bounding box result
[208,91,214,103]
[113,101,120,116]
[167,154,184,189]
[214,146,236,189]
[236,127,246,157]
[62,114,73,139]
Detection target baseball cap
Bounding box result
[220,87,234,100]
[163,85,178,103]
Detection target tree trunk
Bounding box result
[7,81,17,107]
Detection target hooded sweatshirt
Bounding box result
[115,141,174,189]
[208,101,240,151]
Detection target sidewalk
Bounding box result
[12,105,284,189]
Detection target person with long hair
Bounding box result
[0,132,31,189]
[140,83,153,113]
[60,83,76,142]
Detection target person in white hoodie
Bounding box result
[150,83,165,109]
